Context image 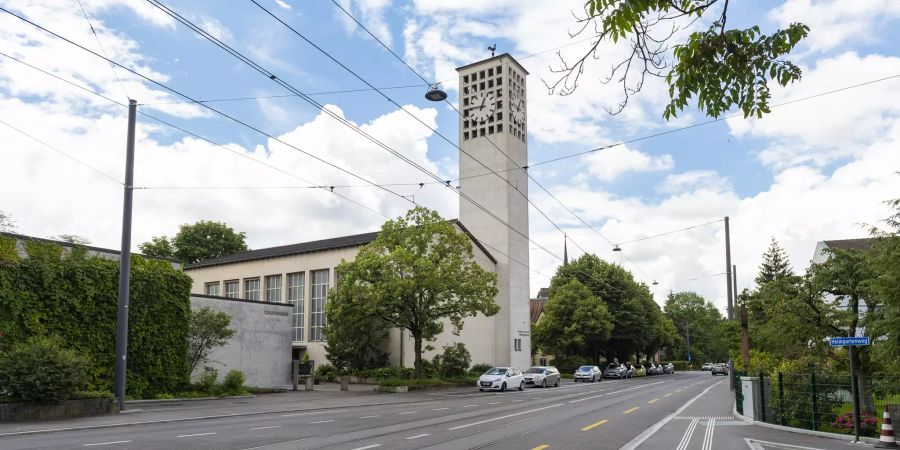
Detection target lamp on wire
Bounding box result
[424,83,447,102]
[612,245,622,252]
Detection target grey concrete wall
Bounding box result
[190,295,292,387]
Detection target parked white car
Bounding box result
[478,367,525,392]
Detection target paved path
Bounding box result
[0,372,874,449]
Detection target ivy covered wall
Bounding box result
[0,236,191,397]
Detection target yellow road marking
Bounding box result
[581,419,609,431]
[648,398,659,404]
[531,445,550,450]
[623,407,640,414]
[664,393,672,397]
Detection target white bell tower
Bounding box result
[456,54,531,369]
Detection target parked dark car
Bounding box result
[603,363,627,379]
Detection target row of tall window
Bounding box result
[203,268,330,342]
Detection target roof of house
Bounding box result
[185,219,496,270]
[535,287,549,299]
[823,238,875,252]
[530,298,546,324]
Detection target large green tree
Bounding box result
[549,0,809,119]
[326,207,498,377]
[324,279,390,372]
[532,279,614,364]
[664,291,728,363]
[868,199,900,365]
[139,220,249,263]
[756,238,794,286]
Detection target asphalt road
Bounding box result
[0,372,858,450]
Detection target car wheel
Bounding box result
[541,379,546,388]
[519,382,525,391]
[591,375,596,382]
[479,388,484,391]
[500,382,506,392]
[555,378,560,387]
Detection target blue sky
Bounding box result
[2,0,899,310]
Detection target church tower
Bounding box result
[456,54,531,369]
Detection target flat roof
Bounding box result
[456,53,529,75]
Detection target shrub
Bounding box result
[315,363,338,382]
[832,412,878,434]
[0,336,91,403]
[434,343,471,378]
[549,355,590,373]
[469,363,493,374]
[223,370,245,391]
[75,390,115,400]
[155,393,175,400]
[198,368,218,394]
[666,360,691,371]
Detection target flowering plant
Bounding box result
[832,412,878,432]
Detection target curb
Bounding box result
[0,391,468,438]
[126,394,256,405]
[732,402,879,445]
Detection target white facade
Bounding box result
[456,54,532,369]
[184,223,500,367]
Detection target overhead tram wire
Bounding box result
[74,0,129,102]
[328,0,651,274]
[615,218,724,247]
[0,50,388,220]
[0,118,123,185]
[143,0,565,263]
[0,9,559,285]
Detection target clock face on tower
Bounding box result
[469,89,496,123]
[510,91,525,125]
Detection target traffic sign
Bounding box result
[830,337,870,347]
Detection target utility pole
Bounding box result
[725,216,734,320]
[732,265,738,304]
[114,99,137,411]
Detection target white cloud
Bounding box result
[338,0,394,47]
[196,16,232,42]
[770,0,900,53]
[582,146,674,182]
[274,0,292,11]
[659,170,730,194]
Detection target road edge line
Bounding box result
[619,379,725,450]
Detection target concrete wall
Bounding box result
[190,295,292,387]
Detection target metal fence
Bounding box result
[736,371,900,438]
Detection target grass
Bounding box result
[378,377,477,389]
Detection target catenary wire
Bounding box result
[74,0,129,101]
[145,0,564,262]
[0,9,559,285]
[615,218,724,246]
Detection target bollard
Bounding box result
[292,360,299,391]
[341,376,349,392]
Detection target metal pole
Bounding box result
[740,303,750,369]
[732,264,738,309]
[725,216,734,320]
[850,345,861,442]
[114,99,137,410]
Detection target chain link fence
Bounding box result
[736,370,900,438]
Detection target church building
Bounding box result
[185,54,532,370]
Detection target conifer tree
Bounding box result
[755,238,794,286]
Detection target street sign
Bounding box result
[829,337,870,347]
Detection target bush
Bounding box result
[75,390,115,400]
[666,360,691,371]
[549,355,590,373]
[198,368,218,394]
[315,363,338,382]
[469,363,493,374]
[0,336,91,403]
[155,393,175,400]
[223,370,245,391]
[433,343,471,378]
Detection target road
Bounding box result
[0,372,864,449]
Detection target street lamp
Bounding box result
[612,245,622,252]
[424,83,447,102]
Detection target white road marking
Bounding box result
[280,410,347,417]
[177,432,216,438]
[398,411,416,415]
[676,418,700,450]
[350,445,381,450]
[358,415,380,418]
[702,418,716,450]
[464,404,477,408]
[447,403,564,430]
[488,401,502,405]
[620,379,726,450]
[433,407,449,411]
[744,438,825,450]
[513,399,524,402]
[83,441,132,447]
[250,425,282,430]
[405,433,430,440]
[568,381,666,404]
[310,420,335,424]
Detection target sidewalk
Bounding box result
[631,379,872,449]
[0,382,466,437]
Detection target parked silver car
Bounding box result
[701,362,714,371]
[523,366,560,388]
[602,363,627,379]
[663,363,675,374]
[573,365,602,382]
[711,363,728,376]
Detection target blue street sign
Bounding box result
[829,337,870,347]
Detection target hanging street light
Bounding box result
[424,83,447,102]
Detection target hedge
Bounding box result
[0,237,191,398]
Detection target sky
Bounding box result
[1,0,899,314]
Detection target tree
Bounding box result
[140,220,249,263]
[548,0,809,119]
[533,279,614,364]
[187,306,236,375]
[664,291,727,363]
[756,238,794,286]
[868,199,900,364]
[55,234,92,245]
[328,207,498,377]
[324,279,390,372]
[0,210,15,233]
